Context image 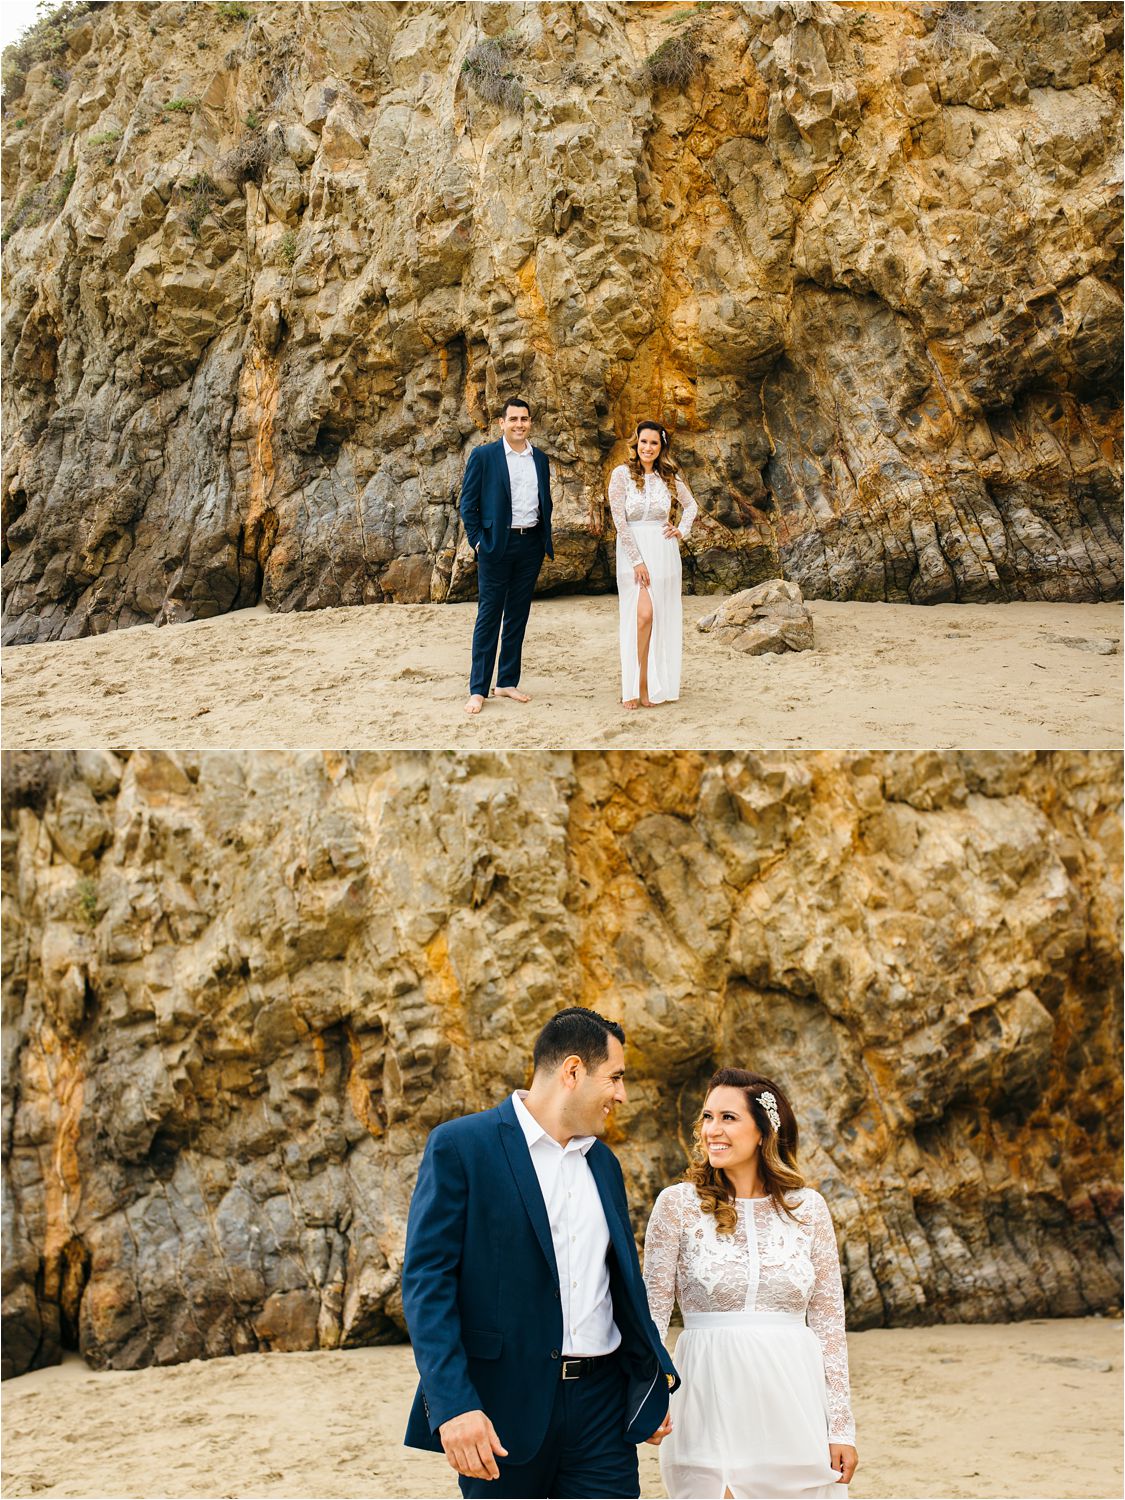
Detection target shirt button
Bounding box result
[572,1280,577,1288]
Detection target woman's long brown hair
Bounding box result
[685,1068,806,1231]
[626,420,683,491]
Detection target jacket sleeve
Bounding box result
[401,1127,481,1433]
[460,446,484,551]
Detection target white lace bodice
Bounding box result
[643,1182,856,1444]
[608,464,698,566]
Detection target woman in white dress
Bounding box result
[643,1068,858,1500]
[608,422,698,709]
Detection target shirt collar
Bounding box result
[502,436,533,458]
[512,1090,595,1155]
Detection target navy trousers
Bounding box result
[458,1355,639,1500]
[469,527,545,698]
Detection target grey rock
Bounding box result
[698,578,815,654]
[1051,637,1120,655]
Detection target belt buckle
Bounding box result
[561,1358,581,1381]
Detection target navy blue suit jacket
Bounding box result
[460,440,554,560]
[401,1097,679,1466]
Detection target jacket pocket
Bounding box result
[463,1328,503,1360]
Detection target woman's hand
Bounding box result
[634,563,651,588]
[830,1444,858,1484]
[644,1412,673,1446]
[662,524,681,540]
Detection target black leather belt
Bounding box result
[510,521,540,532]
[560,1354,615,1380]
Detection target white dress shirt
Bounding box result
[511,1090,621,1357]
[503,437,540,528]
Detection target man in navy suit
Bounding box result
[402,1007,679,1498]
[460,397,554,716]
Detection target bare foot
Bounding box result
[623,699,641,711]
[639,696,655,708]
[493,687,531,703]
[465,694,485,716]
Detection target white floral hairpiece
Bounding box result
[757,1091,781,1133]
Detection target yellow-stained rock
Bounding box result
[1,3,1121,644]
[0,749,1121,1377]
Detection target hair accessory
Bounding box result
[757,1091,781,1133]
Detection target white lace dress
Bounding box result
[643,1183,855,1500]
[608,465,698,705]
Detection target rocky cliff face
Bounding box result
[1,2,1121,643]
[2,749,1121,1378]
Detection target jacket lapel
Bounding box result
[586,1145,638,1290]
[494,440,512,505]
[497,1097,558,1284]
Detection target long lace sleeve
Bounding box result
[674,476,698,538]
[608,465,643,567]
[806,1193,856,1444]
[642,1186,682,1342]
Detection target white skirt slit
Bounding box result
[616,521,683,704]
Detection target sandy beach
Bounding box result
[2,598,1121,750]
[2,1318,1120,1499]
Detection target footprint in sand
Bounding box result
[393,667,437,682]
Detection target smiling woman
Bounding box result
[644,1068,859,1499]
[691,1074,806,1229]
[609,422,699,711]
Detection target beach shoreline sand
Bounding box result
[2,598,1121,750]
[1,1318,1120,1499]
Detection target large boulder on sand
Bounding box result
[697,579,814,655]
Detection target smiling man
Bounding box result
[459,397,554,716]
[402,1007,679,1498]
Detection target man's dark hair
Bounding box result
[501,397,531,418]
[533,1007,625,1074]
